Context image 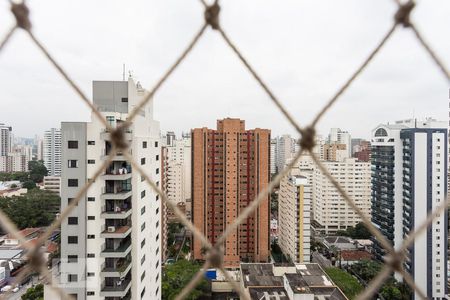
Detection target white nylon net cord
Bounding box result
[0,0,449,299]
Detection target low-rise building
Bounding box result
[240,263,347,300]
[43,176,61,194]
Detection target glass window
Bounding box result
[68,217,78,225]
[68,179,78,187]
[68,160,78,168]
[68,141,78,149]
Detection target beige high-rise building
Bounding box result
[312,158,371,234]
[192,118,270,267]
[278,174,311,263]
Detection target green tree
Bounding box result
[0,189,59,230]
[22,180,36,190]
[162,260,209,299]
[349,260,382,282]
[21,284,44,300]
[325,267,363,299]
[380,284,402,299]
[353,222,371,239]
[28,160,48,183]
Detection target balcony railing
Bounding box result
[100,279,131,298]
[101,241,132,258]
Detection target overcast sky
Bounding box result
[0,0,449,140]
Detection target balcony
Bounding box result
[101,189,132,200]
[101,225,132,239]
[100,279,131,298]
[101,259,132,278]
[101,150,130,161]
[101,207,132,219]
[102,169,132,181]
[101,241,132,258]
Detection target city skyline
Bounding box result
[1,0,449,139]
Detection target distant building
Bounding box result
[352,140,370,162]
[270,138,277,174]
[240,263,348,300]
[43,128,62,176]
[43,176,61,194]
[278,175,311,263]
[328,128,351,158]
[275,135,296,172]
[0,124,12,157]
[192,118,270,266]
[371,118,447,299]
[323,143,348,162]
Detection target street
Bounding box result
[312,251,332,268]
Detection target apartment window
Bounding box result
[141,271,146,281]
[156,272,159,282]
[87,272,95,277]
[156,168,159,175]
[154,141,158,147]
[141,222,146,232]
[68,274,78,282]
[68,160,78,168]
[141,239,146,248]
[156,247,159,255]
[156,287,159,296]
[68,179,78,187]
[141,175,145,182]
[87,159,95,164]
[141,158,146,165]
[87,291,95,296]
[156,155,159,161]
[87,197,95,202]
[141,190,146,198]
[68,236,78,244]
[88,216,95,220]
[88,141,95,145]
[156,234,159,242]
[67,255,78,263]
[68,141,78,149]
[156,207,159,215]
[87,253,95,258]
[141,206,146,215]
[87,235,95,239]
[143,141,147,148]
[106,116,115,127]
[68,217,78,225]
[141,287,146,299]
[121,97,128,103]
[68,198,76,205]
[156,220,159,228]
[156,260,159,268]
[156,195,159,201]
[141,255,146,265]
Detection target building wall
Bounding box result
[313,158,371,234]
[192,118,270,266]
[278,175,311,263]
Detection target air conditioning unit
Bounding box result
[107,226,116,233]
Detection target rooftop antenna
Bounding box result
[122,64,125,81]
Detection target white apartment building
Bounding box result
[0,123,12,157]
[328,128,351,158]
[165,136,191,219]
[312,157,371,234]
[59,78,162,300]
[270,138,277,175]
[44,128,62,176]
[278,174,311,263]
[371,118,447,299]
[275,135,296,172]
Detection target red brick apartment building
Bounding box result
[191,118,270,267]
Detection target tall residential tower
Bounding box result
[59,79,162,300]
[192,118,270,267]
